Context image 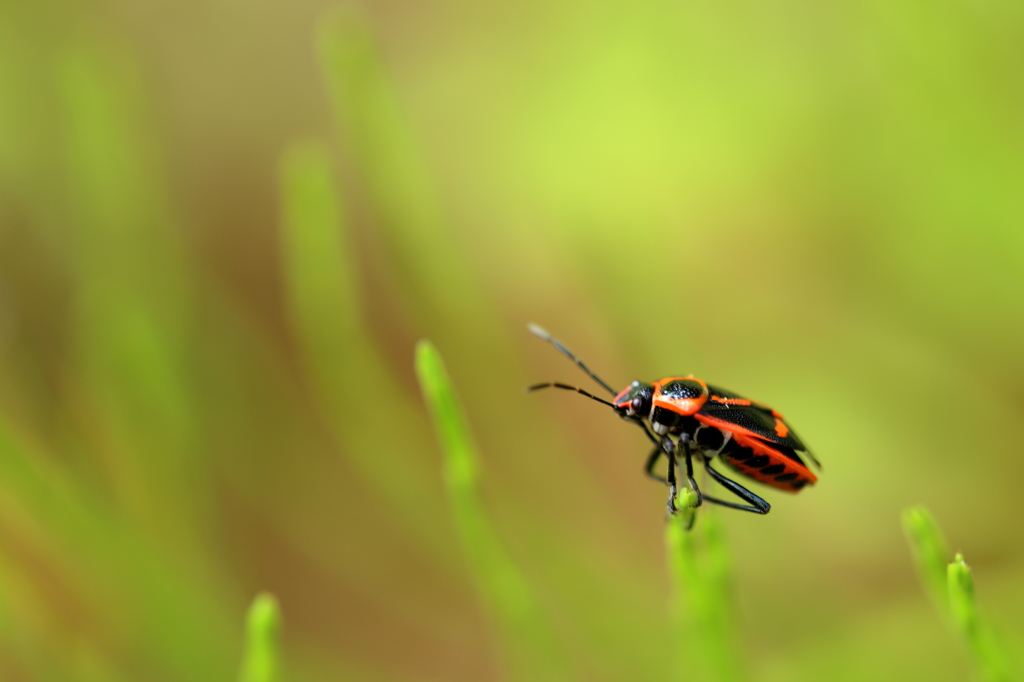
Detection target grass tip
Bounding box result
[246,592,281,638]
[247,589,280,622]
[947,555,977,640]
[240,592,281,682]
[415,339,441,379]
[901,505,949,602]
[902,506,940,538]
[948,555,974,594]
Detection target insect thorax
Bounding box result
[650,416,734,460]
[650,412,699,436]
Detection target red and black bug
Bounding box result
[527,325,820,523]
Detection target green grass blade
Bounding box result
[947,555,1014,682]
[279,141,364,366]
[901,506,949,611]
[700,513,738,674]
[0,408,236,680]
[316,8,452,302]
[278,140,446,546]
[21,43,236,679]
[58,42,194,451]
[665,502,699,679]
[903,507,1018,681]
[665,501,740,682]
[948,553,976,636]
[316,7,506,347]
[415,340,564,681]
[239,593,282,682]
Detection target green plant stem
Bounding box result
[239,593,281,682]
[902,506,949,611]
[947,555,1013,682]
[316,6,510,373]
[415,341,563,682]
[665,498,739,682]
[903,507,1017,682]
[279,140,447,550]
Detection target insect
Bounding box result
[527,324,820,524]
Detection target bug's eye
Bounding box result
[631,396,644,414]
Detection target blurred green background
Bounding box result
[1,0,1024,680]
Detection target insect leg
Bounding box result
[701,460,771,514]
[638,422,699,522]
[663,438,678,515]
[644,445,668,484]
[679,436,704,507]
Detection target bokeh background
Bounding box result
[2,0,1024,680]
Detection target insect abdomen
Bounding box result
[720,434,817,493]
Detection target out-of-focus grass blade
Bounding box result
[665,497,698,678]
[0,408,235,680]
[0,412,141,680]
[903,507,1018,681]
[59,43,194,457]
[278,141,447,548]
[72,641,129,682]
[947,554,1014,682]
[700,513,738,674]
[239,593,281,682]
[665,503,740,682]
[317,8,454,303]
[902,506,949,610]
[58,44,220,619]
[947,553,975,633]
[415,340,564,681]
[316,7,505,352]
[53,42,236,680]
[279,141,364,378]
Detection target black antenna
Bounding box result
[529,383,670,457]
[527,382,618,408]
[527,324,617,396]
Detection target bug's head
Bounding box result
[613,381,654,420]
